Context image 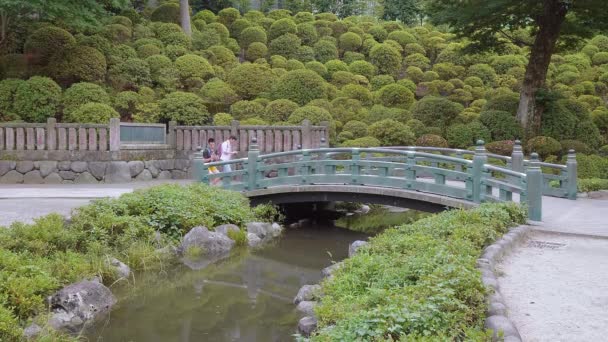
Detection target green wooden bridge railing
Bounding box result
[193,139,578,222]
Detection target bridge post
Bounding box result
[472,140,487,203]
[405,147,416,189]
[301,119,312,149]
[526,153,543,221]
[566,149,577,200]
[351,148,361,185]
[247,137,259,191]
[511,140,524,172]
[193,146,209,183]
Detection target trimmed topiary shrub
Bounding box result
[230,100,265,120]
[48,46,107,86]
[369,43,402,76]
[62,82,111,119]
[368,119,415,146]
[262,99,299,122]
[416,134,448,147]
[246,42,268,62]
[446,121,491,149]
[13,76,62,122]
[467,63,497,85]
[137,44,162,58]
[340,136,381,147]
[526,136,562,158]
[377,84,415,109]
[68,103,119,123]
[0,79,24,120]
[297,22,319,46]
[218,7,241,27]
[575,120,603,149]
[486,140,515,156]
[387,30,416,47]
[269,33,302,59]
[24,26,75,66]
[159,91,210,125]
[411,96,463,129]
[314,39,340,63]
[109,58,152,90]
[227,63,277,99]
[288,105,332,125]
[370,75,395,91]
[404,53,430,70]
[342,120,368,138]
[213,113,233,126]
[478,110,523,141]
[483,92,520,114]
[269,18,297,40]
[103,24,132,43]
[339,32,362,51]
[273,69,328,105]
[560,139,591,155]
[175,54,215,83]
[239,26,268,49]
[349,60,376,81]
[199,78,239,110]
[151,3,180,24]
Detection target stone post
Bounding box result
[192,146,208,183]
[319,120,330,147]
[109,118,120,152]
[167,121,177,149]
[511,139,524,173]
[526,153,543,221]
[230,120,239,141]
[46,117,57,150]
[301,119,312,150]
[247,136,259,191]
[472,140,488,203]
[566,149,577,200]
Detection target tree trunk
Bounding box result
[179,0,192,37]
[516,0,568,136]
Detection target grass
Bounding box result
[334,206,431,234]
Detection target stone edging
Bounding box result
[477,224,531,342]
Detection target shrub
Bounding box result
[446,121,491,148]
[69,103,119,123]
[48,46,107,86]
[576,154,608,179]
[412,96,463,129]
[339,32,362,51]
[377,84,415,109]
[107,44,137,65]
[416,134,448,147]
[0,79,24,120]
[13,76,62,122]
[62,82,111,119]
[241,117,268,125]
[387,30,416,47]
[314,40,339,63]
[24,26,75,66]
[368,119,415,146]
[151,3,180,23]
[370,74,395,91]
[213,113,234,125]
[491,55,526,74]
[341,84,373,106]
[246,42,268,62]
[0,54,28,79]
[599,145,608,157]
[297,22,319,46]
[369,43,402,76]
[483,92,520,114]
[404,53,431,70]
[349,60,376,80]
[103,24,132,43]
[137,44,162,58]
[273,69,328,105]
[199,78,239,108]
[159,91,210,125]
[231,100,265,120]
[109,58,152,90]
[575,120,603,149]
[467,63,496,85]
[227,63,277,99]
[342,120,368,138]
[560,140,591,155]
[218,7,241,27]
[578,178,608,192]
[288,105,332,124]
[239,26,268,49]
[486,140,515,156]
[269,18,297,40]
[262,99,299,122]
[479,110,523,140]
[269,33,302,58]
[526,136,562,158]
[175,54,214,84]
[339,136,380,147]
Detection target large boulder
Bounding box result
[74,172,98,184]
[38,161,58,177]
[107,258,131,279]
[47,280,116,333]
[214,224,240,237]
[105,161,131,183]
[246,222,282,239]
[0,170,23,183]
[70,161,88,173]
[293,284,321,304]
[348,240,368,257]
[296,300,316,316]
[180,226,235,256]
[128,161,145,177]
[0,160,16,176]
[298,316,317,337]
[322,262,342,278]
[88,162,107,180]
[16,161,34,173]
[135,169,153,181]
[247,233,262,247]
[23,170,43,184]
[23,323,42,340]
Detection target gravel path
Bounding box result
[498,231,608,341]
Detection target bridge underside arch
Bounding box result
[245,185,476,213]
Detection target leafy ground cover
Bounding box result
[578,178,608,192]
[311,203,527,341]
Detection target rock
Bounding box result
[88,162,107,180]
[23,170,44,184]
[23,323,42,340]
[288,222,301,229]
[58,171,77,180]
[348,240,368,257]
[482,276,498,290]
[171,170,188,179]
[105,161,131,183]
[58,161,71,171]
[158,159,175,170]
[145,160,160,177]
[297,316,317,337]
[61,180,74,184]
[107,258,131,279]
[180,226,235,256]
[355,204,370,214]
[174,159,190,170]
[270,222,283,237]
[0,170,24,183]
[16,161,34,173]
[504,336,522,342]
[135,169,153,181]
[487,302,507,316]
[485,315,520,341]
[246,222,273,239]
[74,172,98,184]
[214,224,240,236]
[0,160,16,176]
[247,233,262,247]
[293,284,321,304]
[128,161,145,177]
[296,301,316,316]
[157,170,172,179]
[70,161,88,173]
[47,280,116,333]
[44,173,63,184]
[322,262,342,278]
[38,161,58,177]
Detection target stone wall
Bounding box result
[0,159,192,184]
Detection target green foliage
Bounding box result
[199,78,239,109]
[25,26,76,66]
[576,154,608,179]
[560,140,592,155]
[416,134,448,147]
[369,43,402,76]
[288,105,332,124]
[227,63,277,99]
[253,203,284,222]
[377,84,415,109]
[575,120,603,149]
[151,3,180,24]
[69,103,119,124]
[273,69,328,105]
[340,136,381,147]
[314,40,339,63]
[239,26,268,48]
[109,58,152,90]
[213,113,234,125]
[13,77,62,123]
[339,32,362,51]
[263,99,299,122]
[231,100,265,120]
[446,121,491,149]
[411,96,463,129]
[269,33,302,59]
[483,92,520,114]
[159,92,210,125]
[479,110,523,140]
[62,82,111,119]
[48,46,107,86]
[0,79,25,121]
[313,203,526,340]
[578,178,608,192]
[269,18,297,40]
[526,136,562,158]
[175,54,215,85]
[486,140,515,156]
[342,120,368,138]
[368,119,415,146]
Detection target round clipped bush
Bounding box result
[575,120,602,149]
[339,32,362,51]
[349,60,376,80]
[368,119,415,146]
[340,136,381,148]
[416,134,448,147]
[269,18,297,40]
[246,42,268,62]
[467,63,497,85]
[483,92,520,114]
[227,63,277,99]
[297,22,319,46]
[262,99,299,122]
[446,121,491,149]
[103,24,132,43]
[218,8,241,27]
[370,75,395,91]
[404,53,430,70]
[486,140,515,156]
[175,54,215,81]
[25,26,75,66]
[230,100,265,120]
[342,120,368,138]
[199,78,239,108]
[269,33,302,59]
[337,131,354,143]
[151,3,180,23]
[159,91,210,125]
[14,76,62,122]
[69,103,119,123]
[411,96,463,129]
[48,46,107,86]
[213,113,234,126]
[62,82,111,119]
[239,26,267,49]
[137,44,162,58]
[479,110,523,140]
[369,43,402,76]
[288,105,333,125]
[377,84,415,109]
[387,30,416,47]
[560,139,591,155]
[108,58,152,90]
[314,40,339,63]
[0,79,24,120]
[273,69,328,105]
[526,136,562,158]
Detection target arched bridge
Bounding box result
[193,139,578,221]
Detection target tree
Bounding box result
[180,0,192,36]
[381,0,424,25]
[426,0,608,135]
